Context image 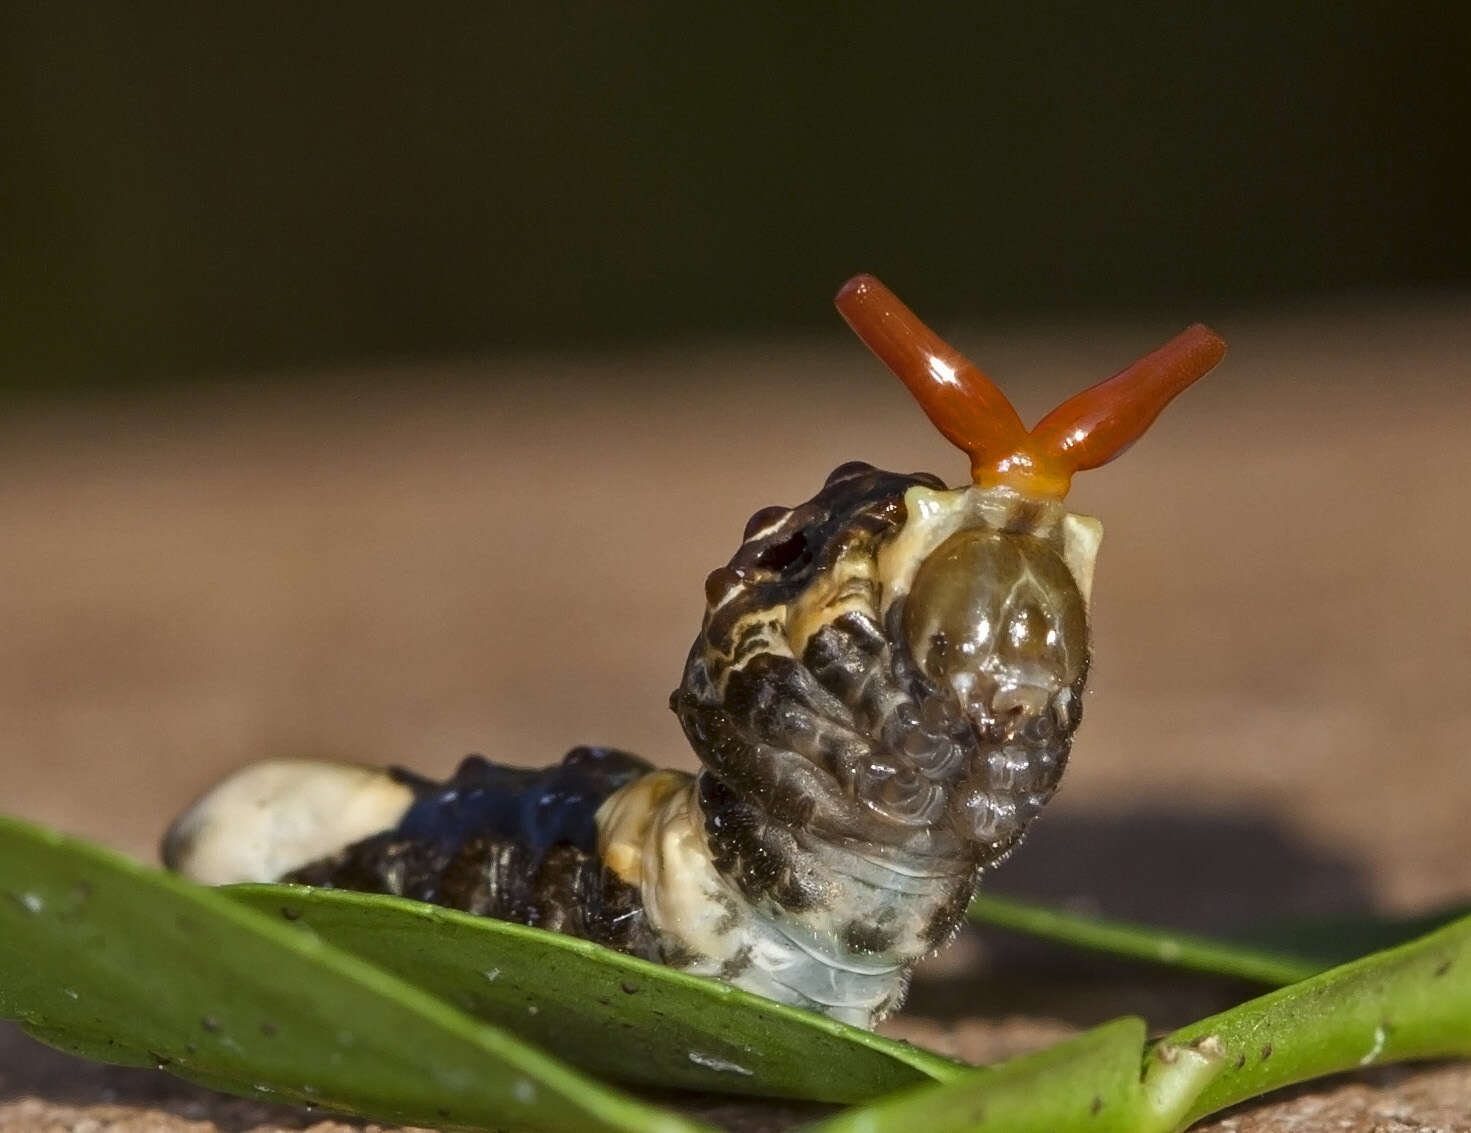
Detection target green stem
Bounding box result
[805,1018,1229,1133]
[1164,910,1471,1126]
[968,894,1322,986]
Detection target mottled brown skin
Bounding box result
[288,461,1086,1003]
[676,463,1085,959]
[160,277,1234,1034]
[164,278,1223,1026]
[285,827,657,957]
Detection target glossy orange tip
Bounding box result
[835,274,1226,497]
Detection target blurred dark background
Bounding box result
[3,4,1467,397]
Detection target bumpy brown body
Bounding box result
[216,462,1098,1025]
[676,464,1089,948]
[613,464,1095,1020]
[282,793,657,959]
[163,275,1224,1028]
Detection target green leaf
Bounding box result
[223,883,961,1102]
[11,812,1467,1133]
[1165,909,1471,1126]
[0,816,706,1132]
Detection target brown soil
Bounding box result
[3,300,1469,1130]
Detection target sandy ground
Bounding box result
[2,298,1469,1130]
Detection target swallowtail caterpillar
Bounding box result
[164,276,1226,1028]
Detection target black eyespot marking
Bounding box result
[754,529,811,571]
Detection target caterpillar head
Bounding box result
[678,277,1225,868]
[838,275,1226,771]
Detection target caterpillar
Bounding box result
[163,276,1227,1029]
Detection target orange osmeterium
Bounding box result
[834,275,1227,498]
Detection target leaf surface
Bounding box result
[0,817,704,1132]
[223,883,962,1102]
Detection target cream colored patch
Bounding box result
[599,775,756,974]
[877,483,1100,613]
[637,780,745,964]
[594,770,691,887]
[162,759,414,884]
[1060,513,1104,611]
[875,485,973,611]
[785,540,881,658]
[597,773,919,1025]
